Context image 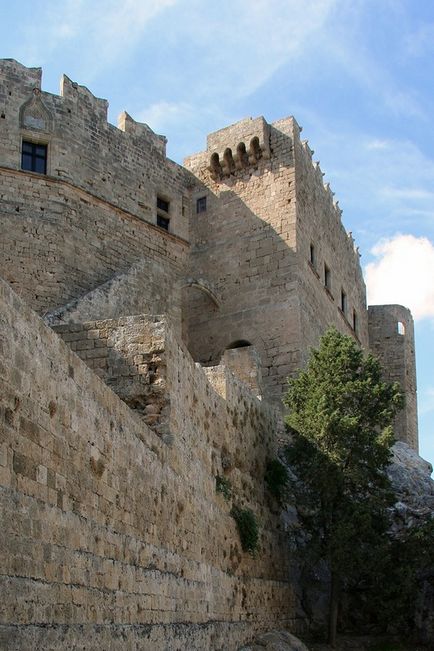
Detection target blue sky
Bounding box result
[2,0,433,464]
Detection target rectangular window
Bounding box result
[157,214,170,231]
[21,141,47,174]
[156,196,170,231]
[324,263,331,290]
[309,243,315,266]
[157,197,169,213]
[341,290,347,314]
[353,310,358,333]
[196,196,207,214]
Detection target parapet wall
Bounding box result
[368,304,418,450]
[0,59,189,235]
[0,277,298,651]
[0,59,192,323]
[293,126,369,358]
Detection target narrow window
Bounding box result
[353,309,358,334]
[21,141,47,174]
[157,196,169,213]
[157,196,170,231]
[157,214,170,231]
[397,321,405,335]
[324,263,331,290]
[340,289,347,315]
[196,196,207,214]
[309,243,315,266]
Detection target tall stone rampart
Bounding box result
[0,277,297,650]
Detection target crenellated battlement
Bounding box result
[295,128,362,266]
[0,58,417,450]
[0,58,420,649]
[0,59,166,153]
[0,59,189,241]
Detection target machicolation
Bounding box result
[0,59,419,650]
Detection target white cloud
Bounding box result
[20,0,178,76]
[157,0,340,101]
[365,234,434,320]
[380,187,434,202]
[138,101,197,132]
[366,139,389,150]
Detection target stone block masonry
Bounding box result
[0,278,298,650]
[52,316,170,436]
[0,58,418,448]
[368,305,418,451]
[0,56,420,650]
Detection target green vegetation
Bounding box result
[215,474,232,500]
[265,458,289,502]
[284,327,403,646]
[368,643,407,651]
[231,505,259,555]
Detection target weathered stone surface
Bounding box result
[0,277,297,650]
[0,58,422,649]
[388,442,434,523]
[0,58,417,443]
[239,629,310,650]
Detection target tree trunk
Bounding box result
[328,570,340,647]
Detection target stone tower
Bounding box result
[0,57,418,445]
[183,116,368,406]
[368,305,418,450]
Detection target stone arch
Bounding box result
[209,152,222,177]
[223,147,235,174]
[181,277,221,361]
[236,142,248,169]
[226,339,252,349]
[249,136,261,164]
[181,278,221,307]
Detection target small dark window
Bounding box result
[353,310,358,333]
[157,197,169,213]
[22,141,47,174]
[341,290,347,314]
[196,196,207,214]
[157,214,170,231]
[324,264,331,290]
[309,243,315,266]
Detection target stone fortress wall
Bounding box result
[0,59,190,330]
[183,116,371,405]
[0,59,419,648]
[0,278,296,650]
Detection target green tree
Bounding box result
[284,328,403,646]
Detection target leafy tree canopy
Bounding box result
[284,327,403,644]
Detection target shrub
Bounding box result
[215,474,232,500]
[231,505,259,554]
[265,458,288,502]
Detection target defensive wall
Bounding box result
[0,277,298,650]
[0,59,190,333]
[0,58,420,649]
